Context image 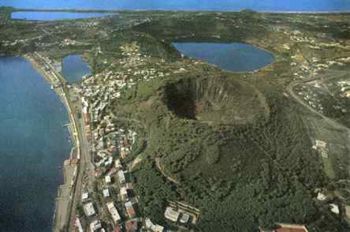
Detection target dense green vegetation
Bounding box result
[133,11,268,43]
[131,80,347,231]
[133,161,177,225]
[1,9,350,231]
[0,7,13,23]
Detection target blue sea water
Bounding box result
[0,1,347,231]
[0,56,71,232]
[1,0,350,11]
[62,55,91,83]
[173,43,274,72]
[11,11,112,21]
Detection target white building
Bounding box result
[90,220,102,232]
[145,218,164,232]
[74,217,84,232]
[164,207,180,222]
[120,186,128,201]
[180,213,190,224]
[115,159,122,169]
[314,140,327,149]
[83,202,96,217]
[106,202,121,223]
[105,175,112,184]
[103,188,110,198]
[125,201,136,218]
[81,192,89,202]
[317,192,327,201]
[117,170,126,184]
[330,204,340,215]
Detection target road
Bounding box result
[42,56,95,232]
[286,70,350,133]
[25,53,93,232]
[68,104,95,232]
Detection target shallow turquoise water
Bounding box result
[173,42,274,72]
[11,11,113,21]
[0,56,71,232]
[62,55,91,83]
[2,0,350,11]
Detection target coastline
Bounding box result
[24,53,81,232]
[9,8,350,14]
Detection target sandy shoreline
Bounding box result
[24,53,81,232]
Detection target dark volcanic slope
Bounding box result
[163,76,269,124]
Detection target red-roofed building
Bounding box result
[125,220,138,232]
[260,224,308,232]
[125,201,136,218]
[114,224,122,232]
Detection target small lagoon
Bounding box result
[11,11,112,21]
[62,54,91,83]
[173,42,274,72]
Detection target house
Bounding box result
[114,224,122,232]
[126,183,133,190]
[117,170,126,184]
[164,207,180,222]
[103,188,110,198]
[81,192,89,202]
[115,159,122,170]
[90,220,102,232]
[107,167,117,176]
[125,201,136,218]
[317,192,327,201]
[145,218,153,227]
[260,223,309,232]
[105,175,112,184]
[125,219,138,232]
[153,225,164,232]
[330,203,340,215]
[120,147,129,159]
[180,213,190,224]
[107,202,121,223]
[145,218,164,232]
[74,217,84,232]
[275,224,309,232]
[104,156,113,167]
[314,140,327,149]
[313,139,328,158]
[83,202,96,217]
[120,186,128,201]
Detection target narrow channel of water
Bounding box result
[173,42,274,72]
[62,54,91,83]
[0,56,71,232]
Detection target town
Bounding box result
[2,7,350,232]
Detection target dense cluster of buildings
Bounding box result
[75,42,176,232]
[338,80,350,98]
[278,29,350,81]
[78,127,141,231]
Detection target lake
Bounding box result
[0,56,71,232]
[1,0,350,11]
[11,11,112,21]
[62,55,91,83]
[173,42,274,72]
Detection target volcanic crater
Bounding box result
[162,76,269,125]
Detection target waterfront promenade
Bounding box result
[24,53,91,232]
